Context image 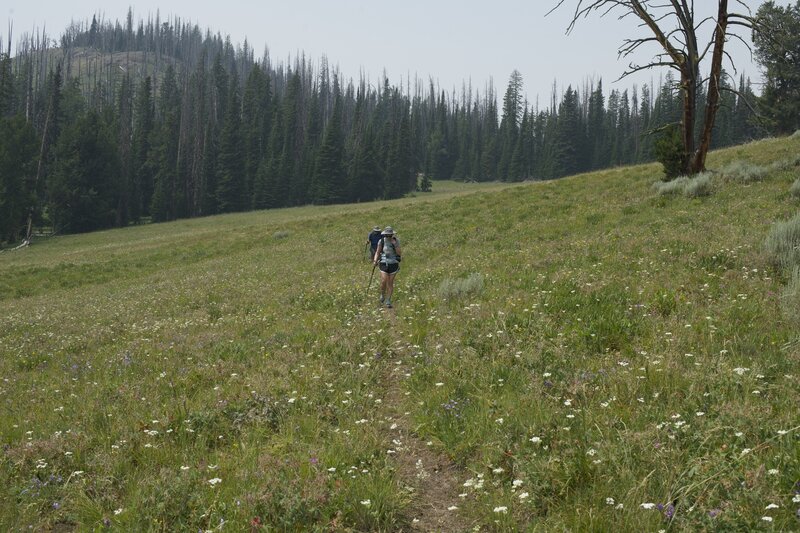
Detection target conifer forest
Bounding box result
[0,4,797,244]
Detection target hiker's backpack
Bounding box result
[368,231,382,251]
[380,237,400,263]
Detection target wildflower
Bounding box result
[641,503,656,509]
[518,492,529,500]
[529,436,542,444]
[180,466,190,471]
[447,505,459,511]
[606,498,615,506]
[208,478,222,485]
[762,516,773,522]
[708,509,720,518]
[493,506,508,514]
[114,508,123,515]
[765,503,779,510]
[492,467,504,474]
[768,468,779,475]
[512,479,524,488]
[740,448,751,456]
[360,500,371,507]
[615,503,624,510]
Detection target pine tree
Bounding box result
[499,70,523,181]
[553,86,583,178]
[216,78,247,213]
[587,80,607,170]
[0,115,38,243]
[130,77,155,220]
[311,100,341,203]
[149,66,181,222]
[385,103,413,197]
[48,110,121,233]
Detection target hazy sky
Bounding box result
[3,1,785,103]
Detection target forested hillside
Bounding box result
[0,5,795,243]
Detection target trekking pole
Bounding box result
[366,261,377,295]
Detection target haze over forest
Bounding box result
[0,2,798,245]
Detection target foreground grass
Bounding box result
[1,139,799,531]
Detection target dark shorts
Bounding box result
[379,262,399,274]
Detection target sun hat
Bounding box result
[372,225,381,232]
[381,226,394,236]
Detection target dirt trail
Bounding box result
[377,310,473,532]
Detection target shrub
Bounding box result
[653,173,712,198]
[721,160,768,183]
[273,230,290,240]
[781,266,800,330]
[654,125,688,180]
[438,273,484,300]
[790,179,800,199]
[764,212,800,271]
[684,173,713,197]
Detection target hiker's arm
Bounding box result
[394,240,402,257]
[373,243,383,264]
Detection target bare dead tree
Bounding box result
[551,0,757,175]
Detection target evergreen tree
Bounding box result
[149,66,181,222]
[242,64,271,208]
[131,76,154,220]
[48,110,121,233]
[312,85,346,204]
[0,52,13,118]
[0,115,38,243]
[499,70,523,180]
[587,80,607,170]
[754,1,800,135]
[116,74,134,225]
[385,102,413,198]
[216,78,247,212]
[553,86,583,178]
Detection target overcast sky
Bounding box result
[3,1,787,103]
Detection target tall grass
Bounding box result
[764,212,800,271]
[438,273,484,300]
[781,266,800,329]
[790,179,800,199]
[653,172,712,197]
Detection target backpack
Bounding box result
[380,237,400,263]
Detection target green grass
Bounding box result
[2,140,800,531]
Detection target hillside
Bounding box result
[1,137,799,531]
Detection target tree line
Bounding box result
[1,3,797,244]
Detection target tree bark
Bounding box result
[692,0,728,174]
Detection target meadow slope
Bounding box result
[1,137,799,531]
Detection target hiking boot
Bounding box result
[379,294,385,304]
[385,300,393,308]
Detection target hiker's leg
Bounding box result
[385,272,396,303]
[379,270,388,301]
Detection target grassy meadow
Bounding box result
[1,136,800,531]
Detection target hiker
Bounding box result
[366,225,383,260]
[373,226,402,308]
